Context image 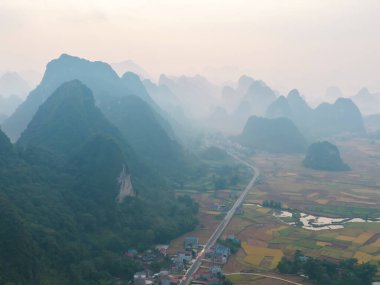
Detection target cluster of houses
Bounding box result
[130,235,239,285]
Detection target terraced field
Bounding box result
[224,204,380,272]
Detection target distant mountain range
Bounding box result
[1,55,165,136]
[352,88,380,116]
[159,74,220,119]
[3,54,194,179]
[111,60,151,79]
[238,116,307,153]
[0,72,30,98]
[265,89,366,139]
[0,94,23,118]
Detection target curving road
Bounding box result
[180,152,259,285]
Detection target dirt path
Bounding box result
[225,273,304,285]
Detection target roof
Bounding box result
[215,244,230,255]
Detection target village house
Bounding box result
[215,244,230,257]
[155,244,169,256]
[159,271,180,285]
[213,244,230,264]
[134,272,147,285]
[193,267,212,281]
[171,259,185,273]
[210,265,222,276]
[177,251,193,263]
[160,274,171,285]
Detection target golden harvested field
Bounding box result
[256,207,271,214]
[336,197,377,205]
[315,199,329,205]
[224,203,380,273]
[354,251,376,263]
[316,241,332,247]
[369,237,380,248]
[242,242,284,269]
[352,232,374,244]
[249,138,380,219]
[203,210,222,215]
[352,188,380,195]
[336,235,355,242]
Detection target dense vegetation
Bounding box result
[0,81,198,285]
[303,141,350,171]
[277,251,378,285]
[238,116,307,153]
[99,94,193,179]
[262,200,282,209]
[201,146,231,161]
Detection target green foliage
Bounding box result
[0,81,199,285]
[218,238,241,254]
[200,146,230,161]
[99,95,194,180]
[277,251,378,285]
[262,200,282,209]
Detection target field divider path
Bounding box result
[225,273,303,285]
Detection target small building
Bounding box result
[155,244,169,256]
[134,272,147,285]
[160,275,171,285]
[210,265,222,276]
[213,255,226,265]
[177,251,192,263]
[184,237,199,249]
[171,260,184,273]
[194,267,212,281]
[214,244,230,258]
[205,247,215,259]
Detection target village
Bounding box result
[128,233,241,285]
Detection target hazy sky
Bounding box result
[1,0,379,100]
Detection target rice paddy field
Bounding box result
[223,137,380,274]
[248,138,380,218]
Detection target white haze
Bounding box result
[0,0,379,103]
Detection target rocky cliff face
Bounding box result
[116,165,135,203]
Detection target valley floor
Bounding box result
[168,137,380,284]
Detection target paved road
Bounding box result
[180,153,259,285]
[224,273,303,285]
